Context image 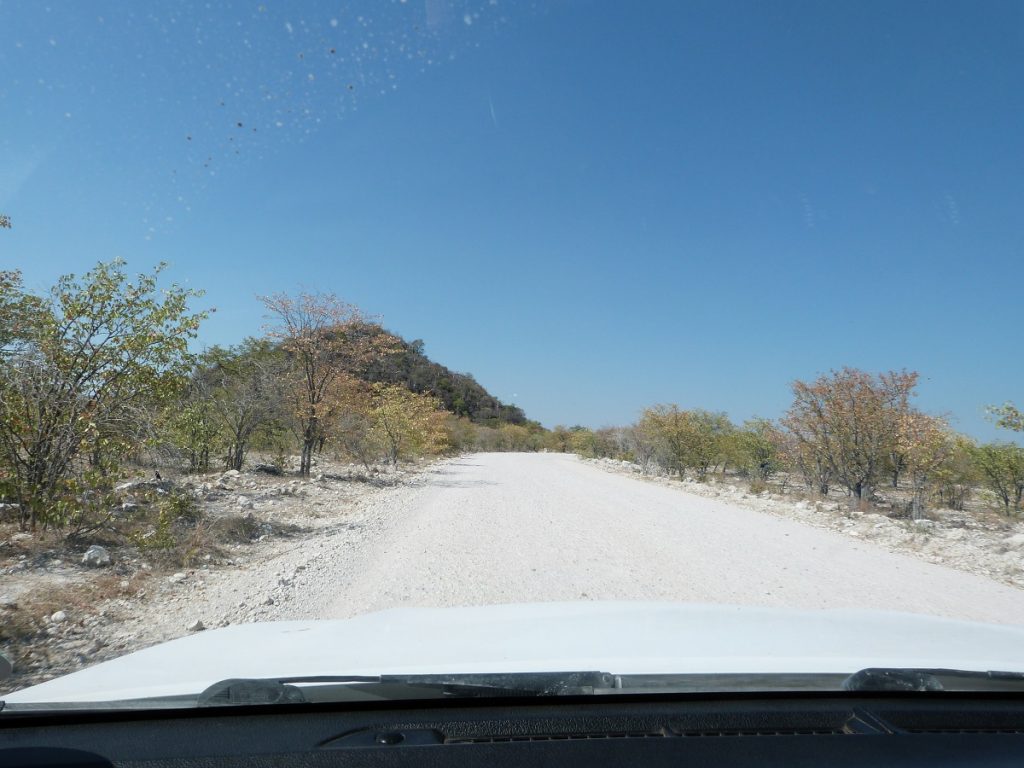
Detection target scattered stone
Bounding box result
[187,619,206,632]
[0,595,17,609]
[1004,533,1024,550]
[221,469,241,479]
[10,532,32,543]
[168,572,187,584]
[51,610,68,623]
[236,495,254,510]
[82,544,112,567]
[263,596,275,605]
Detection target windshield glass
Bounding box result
[2,0,1023,708]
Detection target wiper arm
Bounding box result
[197,671,617,707]
[842,668,1024,692]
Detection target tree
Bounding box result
[0,260,206,529]
[733,418,784,481]
[988,402,1024,433]
[200,339,286,470]
[0,213,10,229]
[638,405,733,480]
[261,292,396,476]
[621,421,657,472]
[639,405,689,477]
[784,368,918,502]
[546,425,573,453]
[973,443,1024,514]
[895,412,953,518]
[932,435,978,511]
[169,396,220,473]
[370,384,449,466]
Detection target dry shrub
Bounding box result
[213,513,261,543]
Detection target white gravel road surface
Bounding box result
[302,453,1022,625]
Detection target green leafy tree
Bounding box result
[0,260,206,530]
[988,402,1024,433]
[199,339,287,470]
[733,418,784,481]
[932,435,979,511]
[973,443,1024,515]
[370,384,449,466]
[638,405,734,480]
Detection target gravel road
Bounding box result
[292,453,1023,625]
[7,452,1024,694]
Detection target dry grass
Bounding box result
[0,571,151,677]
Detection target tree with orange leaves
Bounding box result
[260,292,398,476]
[784,368,918,503]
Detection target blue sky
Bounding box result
[1,1,1021,439]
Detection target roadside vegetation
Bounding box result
[0,261,538,547]
[1,258,1020,552]
[557,370,1023,521]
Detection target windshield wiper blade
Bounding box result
[197,671,616,707]
[843,668,1024,692]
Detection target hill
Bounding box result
[360,331,528,427]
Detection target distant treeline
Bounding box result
[553,372,1023,519]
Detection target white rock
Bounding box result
[51,610,68,623]
[0,595,17,609]
[82,544,112,567]
[168,572,187,584]
[236,495,254,510]
[1004,533,1024,549]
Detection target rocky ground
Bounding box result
[0,460,429,696]
[584,458,1024,590]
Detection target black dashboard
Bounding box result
[3,693,1024,767]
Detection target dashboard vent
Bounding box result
[447,731,667,744]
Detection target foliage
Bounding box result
[260,292,398,476]
[199,339,287,470]
[894,411,954,518]
[638,405,734,480]
[784,368,918,500]
[362,333,527,426]
[168,398,220,473]
[0,213,10,229]
[988,402,1024,433]
[369,384,449,466]
[0,260,206,530]
[732,418,785,481]
[972,442,1024,514]
[932,435,978,511]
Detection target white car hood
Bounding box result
[6,601,1024,703]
